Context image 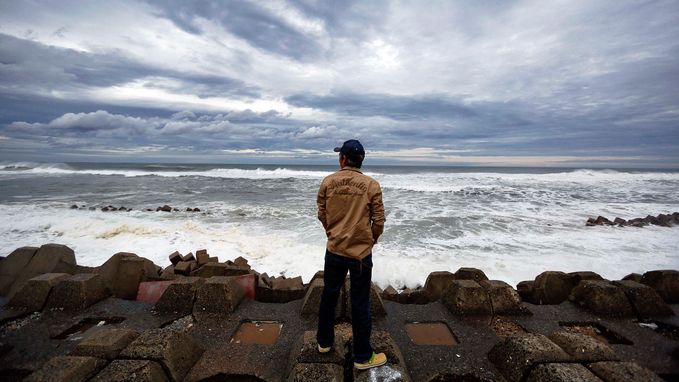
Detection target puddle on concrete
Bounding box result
[52,317,125,340]
[230,321,282,345]
[490,317,527,337]
[559,321,633,345]
[636,320,679,341]
[405,322,458,346]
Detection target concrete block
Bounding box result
[182,252,195,262]
[381,285,398,302]
[207,256,218,263]
[301,278,325,316]
[527,363,603,382]
[193,276,245,315]
[614,280,673,317]
[232,273,256,300]
[288,363,343,382]
[120,329,203,382]
[25,355,107,382]
[7,273,69,311]
[487,334,571,382]
[136,280,174,303]
[168,251,182,265]
[548,331,618,362]
[0,246,38,296]
[112,257,159,299]
[587,361,664,382]
[532,271,577,304]
[441,280,491,315]
[174,261,192,276]
[155,277,204,315]
[622,273,643,283]
[569,280,635,317]
[368,330,407,367]
[90,359,168,382]
[9,244,76,297]
[453,267,488,282]
[92,252,137,288]
[424,271,456,302]
[233,256,249,267]
[355,365,410,382]
[479,280,524,315]
[289,330,348,367]
[345,282,387,319]
[569,271,604,283]
[516,280,535,302]
[72,328,139,359]
[195,250,209,266]
[191,262,227,277]
[396,287,429,304]
[258,276,306,303]
[45,273,110,311]
[641,270,679,303]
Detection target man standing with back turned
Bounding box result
[316,139,387,370]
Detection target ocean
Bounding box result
[0,161,678,288]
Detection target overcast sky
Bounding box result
[0,0,678,167]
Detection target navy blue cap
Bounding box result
[334,139,365,160]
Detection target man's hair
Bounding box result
[343,153,364,169]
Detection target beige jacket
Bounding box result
[317,167,385,260]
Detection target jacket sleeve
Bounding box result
[369,181,385,242]
[316,180,328,230]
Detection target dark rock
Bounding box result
[587,361,664,382]
[7,273,70,311]
[173,208,179,211]
[89,207,96,210]
[441,280,491,315]
[72,328,139,359]
[288,363,343,382]
[569,280,635,317]
[0,246,39,296]
[453,267,489,282]
[548,331,618,362]
[158,205,172,212]
[657,214,672,227]
[8,244,76,297]
[641,269,679,303]
[614,280,674,317]
[90,359,168,382]
[613,217,627,225]
[70,204,78,209]
[479,280,524,315]
[622,273,643,283]
[155,277,205,315]
[532,271,577,305]
[527,363,602,382]
[186,208,193,212]
[101,207,109,212]
[423,271,456,302]
[25,355,107,382]
[643,214,660,225]
[487,333,571,382]
[595,216,613,225]
[45,273,110,311]
[586,217,597,226]
[193,276,245,315]
[516,280,535,303]
[168,251,182,266]
[120,329,203,382]
[193,208,200,212]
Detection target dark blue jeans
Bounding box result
[316,250,373,362]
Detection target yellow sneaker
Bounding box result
[318,344,331,353]
[354,352,387,370]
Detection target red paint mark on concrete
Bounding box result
[233,274,256,300]
[136,280,173,303]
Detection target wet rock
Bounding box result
[532,271,578,305]
[641,269,679,303]
[193,276,245,315]
[44,273,110,311]
[186,207,193,212]
[101,207,109,212]
[90,359,168,382]
[8,244,76,297]
[657,214,672,227]
[7,273,70,311]
[25,355,107,382]
[526,363,602,382]
[120,329,203,382]
[72,328,139,359]
[441,280,491,316]
[155,277,205,315]
[168,251,182,266]
[569,280,635,317]
[548,331,618,362]
[158,205,172,212]
[0,246,39,296]
[614,280,673,317]
[453,267,489,282]
[587,361,664,382]
[424,271,456,302]
[70,204,78,209]
[487,333,570,382]
[479,280,524,315]
[622,273,643,283]
[89,207,96,211]
[193,208,200,212]
[613,217,627,225]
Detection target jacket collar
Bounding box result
[340,166,362,173]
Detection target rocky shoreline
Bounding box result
[1,244,678,381]
[586,212,679,227]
